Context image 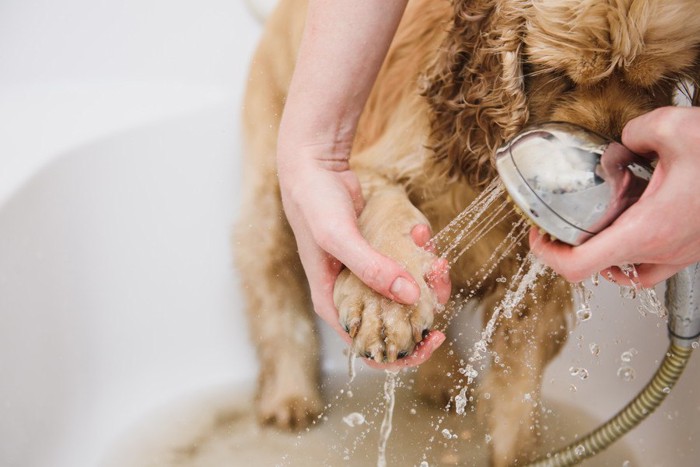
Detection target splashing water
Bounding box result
[569,367,589,380]
[618,264,667,318]
[343,412,366,427]
[620,348,638,363]
[574,282,593,323]
[449,253,548,414]
[617,366,636,382]
[455,387,469,415]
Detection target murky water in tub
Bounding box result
[101,374,636,467]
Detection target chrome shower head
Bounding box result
[495,122,652,246]
[495,122,700,346]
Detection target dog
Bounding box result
[235,0,700,464]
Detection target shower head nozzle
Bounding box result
[495,122,652,246]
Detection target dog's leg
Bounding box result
[479,277,569,466]
[235,181,322,430]
[234,0,321,430]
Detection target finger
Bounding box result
[427,258,452,305]
[361,330,446,370]
[621,107,679,159]
[528,229,588,282]
[411,224,432,248]
[528,217,641,283]
[322,227,421,305]
[630,263,687,288]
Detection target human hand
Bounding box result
[530,106,700,287]
[278,151,450,368]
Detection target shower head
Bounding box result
[495,122,652,246]
[496,122,700,346]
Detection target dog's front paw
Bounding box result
[334,265,436,363]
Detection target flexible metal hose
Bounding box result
[527,343,693,467]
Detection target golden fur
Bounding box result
[235,0,700,464]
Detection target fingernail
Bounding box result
[390,277,419,304]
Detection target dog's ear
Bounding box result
[422,0,530,186]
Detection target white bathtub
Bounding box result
[0,1,697,466]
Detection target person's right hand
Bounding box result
[530,106,700,287]
[277,144,450,369]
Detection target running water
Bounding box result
[429,178,512,266]
[458,253,548,389]
[376,371,399,467]
[348,350,357,384]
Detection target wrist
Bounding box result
[277,119,355,173]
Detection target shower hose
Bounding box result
[527,342,693,466]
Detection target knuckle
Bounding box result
[647,107,679,142]
[313,225,338,253]
[361,261,383,287]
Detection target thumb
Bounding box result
[323,227,421,305]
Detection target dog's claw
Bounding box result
[347,318,361,338]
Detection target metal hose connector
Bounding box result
[527,343,693,467]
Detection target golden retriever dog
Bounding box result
[235,0,700,464]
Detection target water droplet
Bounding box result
[455,387,468,415]
[496,276,507,283]
[346,390,354,398]
[410,408,417,415]
[441,428,455,439]
[620,348,638,363]
[692,341,699,349]
[569,367,589,380]
[342,412,365,427]
[569,384,578,392]
[620,286,636,300]
[576,307,592,322]
[663,387,671,394]
[617,366,636,382]
[575,444,586,456]
[483,392,491,400]
[589,343,600,356]
[622,460,631,467]
[420,462,429,467]
[591,273,600,286]
[485,434,492,444]
[460,365,478,381]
